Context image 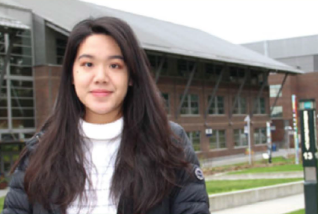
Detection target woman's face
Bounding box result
[73,34,130,124]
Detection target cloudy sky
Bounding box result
[83,0,318,44]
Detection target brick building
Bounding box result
[0,0,301,174]
[243,35,318,148]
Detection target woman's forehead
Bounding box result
[76,34,123,59]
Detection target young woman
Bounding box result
[2,17,209,214]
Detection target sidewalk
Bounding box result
[206,171,303,180]
[213,193,304,214]
[0,188,8,198]
[202,149,296,168]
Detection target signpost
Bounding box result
[266,121,272,163]
[244,115,252,165]
[299,100,318,214]
[292,95,300,164]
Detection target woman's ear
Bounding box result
[129,79,133,86]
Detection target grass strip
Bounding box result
[285,209,305,214]
[0,196,5,213]
[206,178,302,194]
[228,164,303,175]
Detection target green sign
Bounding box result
[304,101,313,110]
[300,109,318,214]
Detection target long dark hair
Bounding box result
[14,17,189,213]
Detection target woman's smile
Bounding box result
[90,89,113,97]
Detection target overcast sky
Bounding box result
[83,0,318,44]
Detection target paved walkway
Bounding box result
[213,193,304,214]
[202,149,297,168]
[206,171,303,180]
[0,188,8,198]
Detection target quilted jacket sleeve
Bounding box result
[1,169,31,214]
[170,122,210,214]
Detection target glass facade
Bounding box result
[0,29,35,142]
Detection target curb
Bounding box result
[209,181,304,212]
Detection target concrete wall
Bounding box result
[277,55,314,73]
[33,14,47,65]
[242,35,318,59]
[209,181,304,212]
[314,55,318,71]
[0,5,32,27]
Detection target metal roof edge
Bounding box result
[0,2,31,12]
[46,21,70,36]
[141,44,304,74]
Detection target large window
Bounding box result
[233,97,247,114]
[0,29,35,142]
[148,54,168,76]
[271,106,283,118]
[234,129,248,147]
[187,131,201,152]
[180,94,199,115]
[208,96,224,115]
[56,37,67,65]
[254,128,266,145]
[254,97,266,114]
[210,130,226,149]
[251,72,264,85]
[270,85,282,98]
[229,67,245,83]
[205,63,223,80]
[161,93,170,114]
[177,59,196,78]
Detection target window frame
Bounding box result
[180,94,200,115]
[254,97,266,114]
[208,95,224,115]
[209,130,226,150]
[187,131,201,152]
[233,96,247,114]
[234,129,248,147]
[254,127,267,145]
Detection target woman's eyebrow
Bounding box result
[78,54,94,60]
[108,55,124,60]
[77,54,124,60]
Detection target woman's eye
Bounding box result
[82,62,93,67]
[110,64,120,69]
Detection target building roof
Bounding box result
[242,35,318,59]
[6,0,303,74]
[0,11,29,29]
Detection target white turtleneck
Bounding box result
[67,117,123,214]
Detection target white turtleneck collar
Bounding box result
[79,117,124,140]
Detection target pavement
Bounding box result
[201,148,297,168]
[206,171,303,180]
[0,188,8,197]
[213,193,304,214]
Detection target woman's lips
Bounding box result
[90,90,112,97]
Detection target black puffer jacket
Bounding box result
[1,122,210,214]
